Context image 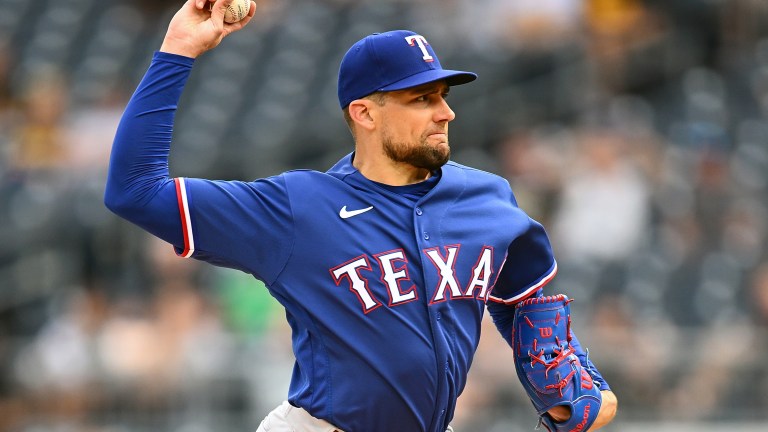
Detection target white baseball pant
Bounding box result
[256,401,454,432]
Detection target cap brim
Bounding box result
[379,69,477,92]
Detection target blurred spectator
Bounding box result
[0,40,17,164]
[748,262,768,327]
[61,87,125,178]
[12,289,107,430]
[9,68,69,172]
[658,322,757,421]
[586,293,676,418]
[95,277,232,414]
[585,0,670,93]
[721,197,766,268]
[446,0,582,53]
[498,125,569,226]
[0,40,12,109]
[551,127,651,263]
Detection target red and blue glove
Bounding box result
[512,294,602,431]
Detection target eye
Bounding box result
[415,95,428,102]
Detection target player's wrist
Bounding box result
[160,37,204,59]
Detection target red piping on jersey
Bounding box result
[174,178,193,258]
[487,262,558,305]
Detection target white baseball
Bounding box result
[223,0,250,24]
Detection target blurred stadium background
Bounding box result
[2,0,768,431]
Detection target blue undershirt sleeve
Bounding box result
[104,51,195,247]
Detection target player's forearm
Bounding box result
[591,390,618,429]
[104,52,193,239]
[487,288,545,348]
[487,299,516,347]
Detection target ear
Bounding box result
[347,99,377,132]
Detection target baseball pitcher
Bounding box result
[104,1,618,431]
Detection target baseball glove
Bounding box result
[513,294,601,431]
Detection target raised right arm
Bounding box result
[105,0,260,250]
[103,51,194,245]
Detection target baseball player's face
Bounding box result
[378,81,455,171]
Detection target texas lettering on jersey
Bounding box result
[330,245,494,314]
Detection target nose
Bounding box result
[435,97,455,123]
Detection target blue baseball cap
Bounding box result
[337,30,477,108]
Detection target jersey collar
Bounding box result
[326,152,466,203]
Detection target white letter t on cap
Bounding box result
[405,35,434,62]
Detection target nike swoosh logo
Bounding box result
[339,205,374,219]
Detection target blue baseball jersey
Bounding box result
[106,53,558,432]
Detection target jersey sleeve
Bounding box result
[488,216,557,304]
[174,176,294,284]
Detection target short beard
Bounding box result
[382,133,450,172]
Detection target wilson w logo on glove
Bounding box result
[513,295,602,432]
